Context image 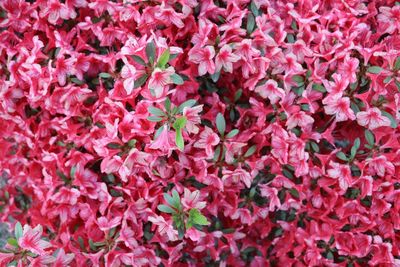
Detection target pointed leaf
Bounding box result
[173,117,187,130]
[157,49,170,68]
[367,66,383,74]
[15,222,22,240]
[336,151,348,161]
[171,73,184,85]
[131,55,146,66]
[381,110,397,128]
[216,113,226,136]
[188,208,210,226]
[145,41,156,64]
[175,129,184,151]
[157,204,176,214]
[134,74,148,88]
[148,106,165,117]
[365,130,375,146]
[147,116,163,122]
[177,100,197,113]
[226,129,239,138]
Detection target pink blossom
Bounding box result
[193,126,220,158]
[323,95,355,122]
[356,107,391,130]
[189,46,216,75]
[148,67,175,98]
[19,225,52,256]
[255,80,285,104]
[149,125,175,152]
[215,44,240,73]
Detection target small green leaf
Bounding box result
[234,89,242,102]
[292,75,304,86]
[171,73,184,85]
[365,130,375,146]
[244,145,257,157]
[250,1,259,16]
[312,83,327,93]
[336,151,348,161]
[177,100,197,113]
[289,188,299,199]
[175,129,184,151]
[188,208,210,226]
[173,116,187,130]
[310,142,319,153]
[384,76,392,84]
[210,71,220,82]
[353,138,360,150]
[7,238,18,247]
[71,77,84,85]
[171,190,181,210]
[147,116,163,122]
[164,98,171,112]
[145,41,156,64]
[367,66,383,74]
[15,222,22,240]
[134,74,148,88]
[70,166,77,179]
[247,13,255,35]
[148,106,165,117]
[157,49,170,68]
[216,113,226,136]
[226,129,239,138]
[99,72,112,79]
[381,110,397,128]
[395,56,400,70]
[131,55,146,66]
[157,204,176,214]
[154,126,165,139]
[291,20,298,31]
[107,143,122,149]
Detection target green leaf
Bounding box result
[310,142,319,153]
[365,130,375,146]
[173,116,187,130]
[164,98,171,113]
[99,72,112,79]
[177,99,197,113]
[157,49,170,68]
[367,66,383,74]
[350,138,360,160]
[234,89,242,102]
[210,71,220,82]
[171,73,184,85]
[289,188,299,199]
[145,41,156,64]
[312,83,327,93]
[171,190,181,210]
[250,1,259,16]
[107,143,122,149]
[175,129,184,151]
[71,77,84,85]
[7,238,18,247]
[15,222,22,240]
[291,20,298,31]
[292,75,304,86]
[384,76,392,84]
[216,113,226,136]
[148,106,165,117]
[154,126,165,139]
[244,145,257,157]
[247,13,255,35]
[147,116,163,122]
[287,33,295,43]
[134,74,148,88]
[353,138,360,150]
[131,55,146,66]
[336,151,348,161]
[226,129,239,138]
[70,166,77,179]
[381,110,397,128]
[188,208,210,226]
[395,56,400,70]
[157,204,176,214]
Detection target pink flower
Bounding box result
[286,111,314,129]
[19,225,52,255]
[156,3,186,28]
[121,62,136,95]
[97,216,121,231]
[52,248,75,267]
[51,187,80,205]
[356,107,391,130]
[194,126,220,158]
[338,56,359,83]
[222,168,252,188]
[182,105,203,134]
[255,79,285,104]
[148,215,178,241]
[182,188,206,210]
[366,155,395,177]
[327,162,352,192]
[189,46,216,75]
[149,125,174,152]
[215,44,240,73]
[323,95,355,122]
[40,1,71,24]
[148,67,175,98]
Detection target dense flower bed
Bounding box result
[1,0,400,266]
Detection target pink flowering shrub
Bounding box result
[2,0,400,266]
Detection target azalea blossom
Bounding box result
[193,126,220,158]
[215,44,240,73]
[19,225,52,256]
[148,67,175,98]
[356,107,391,130]
[323,95,355,122]
[188,46,216,75]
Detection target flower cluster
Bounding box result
[1,0,400,266]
